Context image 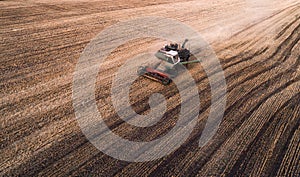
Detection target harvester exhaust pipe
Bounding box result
[182,39,188,48]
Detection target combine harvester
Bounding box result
[137,39,200,85]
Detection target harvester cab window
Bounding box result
[173,55,180,64]
[165,55,173,64]
[165,51,180,64]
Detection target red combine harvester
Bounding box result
[137,39,200,85]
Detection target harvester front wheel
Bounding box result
[162,78,171,85]
[137,66,146,75]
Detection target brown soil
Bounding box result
[1,0,299,176]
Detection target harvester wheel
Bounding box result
[137,66,146,75]
[162,78,171,85]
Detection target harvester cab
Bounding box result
[155,50,180,65]
[137,39,200,85]
[159,39,191,63]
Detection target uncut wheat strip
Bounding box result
[0,61,199,175]
[36,141,102,176]
[0,37,154,106]
[0,0,208,31]
[1,0,247,58]
[0,38,89,89]
[35,70,204,174]
[0,92,72,148]
[0,44,86,80]
[12,87,186,176]
[1,85,71,128]
[0,37,154,128]
[0,58,74,97]
[0,39,164,170]
[0,28,91,57]
[1,0,294,52]
[0,116,77,174]
[114,160,166,177]
[0,73,72,109]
